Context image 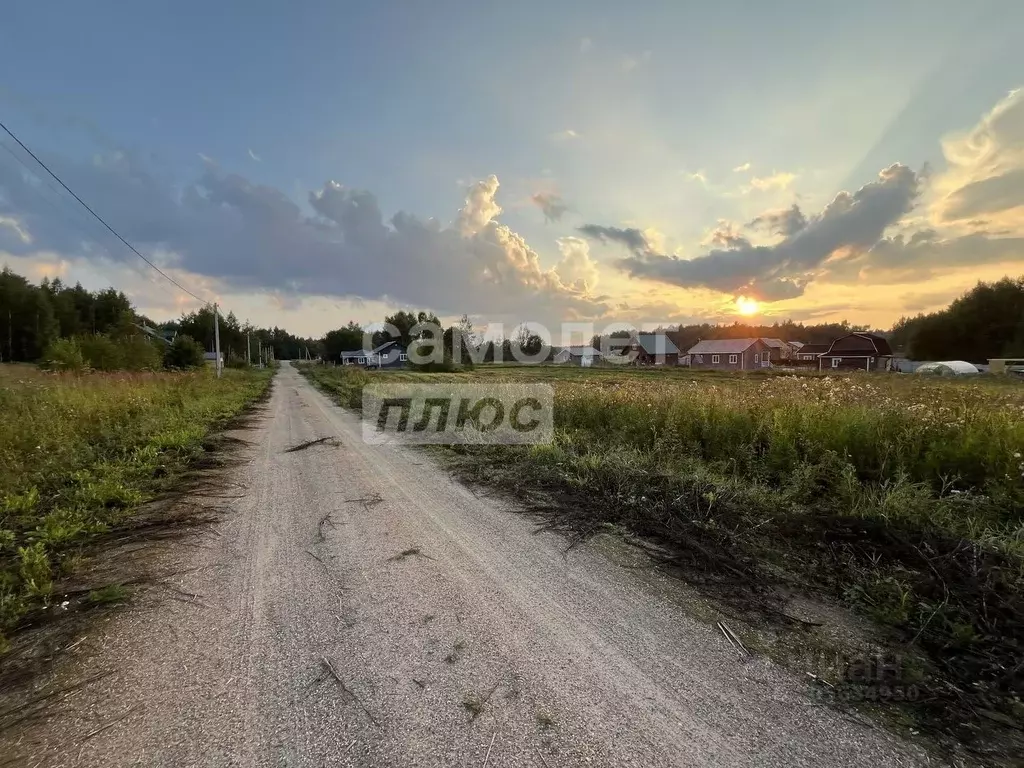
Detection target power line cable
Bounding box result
[0,119,208,304]
[0,139,181,303]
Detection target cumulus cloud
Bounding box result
[748,204,808,237]
[748,171,797,192]
[934,89,1024,231]
[582,163,922,301]
[531,191,569,222]
[0,153,606,321]
[455,175,503,235]
[555,236,599,292]
[732,162,751,173]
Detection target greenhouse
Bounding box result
[914,360,980,376]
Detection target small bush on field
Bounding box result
[78,334,124,371]
[42,338,85,372]
[165,334,206,369]
[42,334,166,372]
[0,365,271,648]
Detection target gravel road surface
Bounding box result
[1,362,927,767]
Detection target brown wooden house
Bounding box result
[793,343,829,365]
[818,333,894,372]
[630,332,680,365]
[687,338,772,370]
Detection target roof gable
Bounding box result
[687,338,758,355]
[825,332,893,356]
[635,332,680,355]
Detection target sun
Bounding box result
[735,296,760,316]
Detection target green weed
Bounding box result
[0,365,271,646]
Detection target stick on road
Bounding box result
[2,362,924,767]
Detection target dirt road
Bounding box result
[2,362,926,767]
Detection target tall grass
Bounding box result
[0,365,271,649]
[301,363,1024,742]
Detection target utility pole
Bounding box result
[213,302,222,378]
[258,339,262,369]
[246,331,251,366]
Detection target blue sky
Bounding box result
[2,0,1023,336]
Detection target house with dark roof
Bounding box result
[818,333,893,372]
[759,337,792,361]
[687,338,772,370]
[629,332,680,365]
[553,345,601,366]
[340,340,407,368]
[794,343,829,362]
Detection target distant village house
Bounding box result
[687,338,772,370]
[553,345,601,366]
[340,340,407,368]
[818,333,894,372]
[629,332,681,365]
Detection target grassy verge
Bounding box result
[301,363,1024,761]
[0,363,273,651]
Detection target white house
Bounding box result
[553,345,601,366]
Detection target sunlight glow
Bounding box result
[735,296,759,316]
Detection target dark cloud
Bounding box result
[577,224,652,254]
[941,168,1024,221]
[748,204,807,237]
[704,221,750,249]
[0,154,606,320]
[587,164,921,301]
[530,192,569,222]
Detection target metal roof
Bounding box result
[687,338,759,355]
[371,340,401,355]
[635,333,680,355]
[760,337,787,348]
[795,343,829,355]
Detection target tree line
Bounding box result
[0,266,318,370]
[891,277,1024,363]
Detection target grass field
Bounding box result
[0,363,272,651]
[301,362,1024,753]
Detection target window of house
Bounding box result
[832,357,841,368]
[399,353,408,361]
[695,354,703,363]
[711,354,720,363]
[358,357,365,364]
[729,354,737,364]
[753,352,759,363]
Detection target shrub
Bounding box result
[79,334,124,371]
[165,334,206,369]
[41,337,85,372]
[118,335,164,371]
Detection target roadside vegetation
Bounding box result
[301,363,1024,759]
[0,364,272,652]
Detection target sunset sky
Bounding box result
[1,1,1023,338]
